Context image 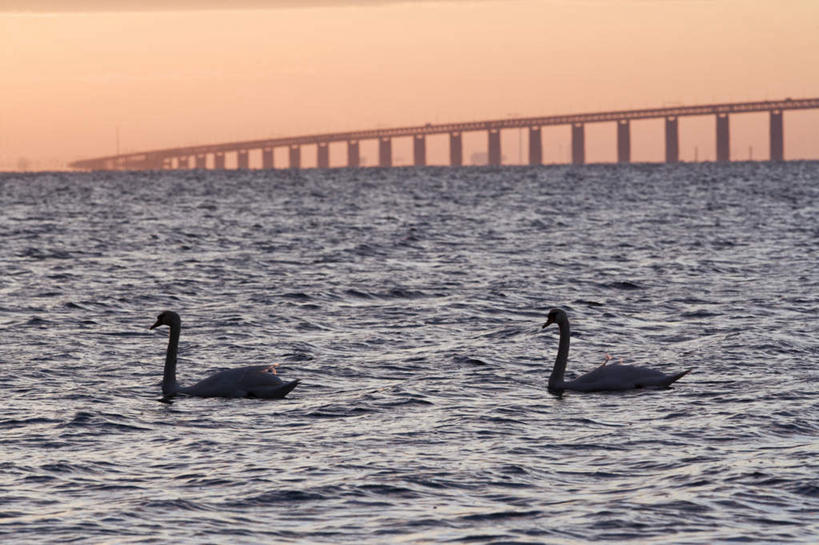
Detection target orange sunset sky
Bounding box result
[1,0,818,170]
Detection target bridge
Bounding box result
[69,97,819,171]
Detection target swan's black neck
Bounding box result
[549,313,570,394]
[162,320,181,396]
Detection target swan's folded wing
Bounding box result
[182,366,299,398]
[238,366,299,398]
[247,379,300,399]
[570,365,613,385]
[568,364,672,391]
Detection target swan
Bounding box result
[541,308,690,395]
[150,311,300,400]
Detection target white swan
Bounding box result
[542,308,690,394]
[150,311,300,399]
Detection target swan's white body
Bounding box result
[542,308,690,394]
[150,311,299,399]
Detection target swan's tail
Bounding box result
[277,379,300,398]
[260,379,300,399]
[664,368,693,387]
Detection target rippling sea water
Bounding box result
[1,163,818,544]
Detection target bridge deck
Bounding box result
[70,97,819,169]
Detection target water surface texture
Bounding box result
[2,163,818,544]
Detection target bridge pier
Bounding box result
[571,124,585,165]
[214,153,225,170]
[413,135,426,166]
[289,145,301,169]
[665,117,679,163]
[317,143,330,169]
[262,148,274,169]
[195,155,207,169]
[529,127,542,165]
[716,113,730,162]
[379,137,392,167]
[488,129,501,166]
[449,132,462,166]
[769,110,784,161]
[178,156,190,169]
[617,120,630,163]
[237,150,249,169]
[348,140,360,168]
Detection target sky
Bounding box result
[0,1,465,11]
[2,0,819,169]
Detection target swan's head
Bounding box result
[150,310,181,330]
[542,308,566,329]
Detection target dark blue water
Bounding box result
[1,163,818,544]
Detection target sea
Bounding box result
[1,162,817,544]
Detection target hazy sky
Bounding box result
[0,0,468,12]
[2,0,818,168]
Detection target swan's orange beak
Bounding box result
[149,319,162,330]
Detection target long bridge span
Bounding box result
[70,97,819,171]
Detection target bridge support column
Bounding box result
[195,155,207,169]
[617,120,631,163]
[716,113,730,162]
[237,150,249,169]
[449,132,462,166]
[665,117,679,164]
[347,140,360,168]
[214,152,225,170]
[769,110,784,161]
[528,127,542,165]
[379,137,392,167]
[413,135,426,166]
[317,143,330,169]
[571,124,585,165]
[262,148,274,169]
[289,145,301,169]
[178,156,189,169]
[488,129,501,166]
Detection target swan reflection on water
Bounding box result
[542,308,691,395]
[150,311,300,402]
